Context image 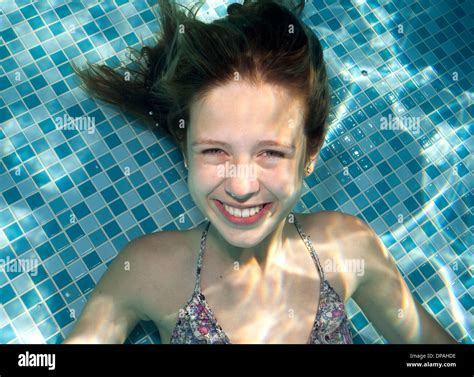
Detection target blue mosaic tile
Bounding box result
[0,324,17,344]
[38,317,59,339]
[20,289,42,310]
[0,0,471,345]
[29,304,52,325]
[36,279,57,301]
[54,307,74,328]
[52,269,73,290]
[4,298,26,320]
[352,312,370,331]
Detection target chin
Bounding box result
[221,232,266,248]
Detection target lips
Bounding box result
[219,200,268,210]
[213,199,273,225]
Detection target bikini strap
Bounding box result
[194,220,211,293]
[291,212,326,282]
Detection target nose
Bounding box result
[223,163,260,202]
[224,187,257,202]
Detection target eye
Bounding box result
[202,148,225,155]
[201,149,285,158]
[262,150,285,158]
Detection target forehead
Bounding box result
[189,81,306,142]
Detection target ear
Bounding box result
[304,153,318,176]
[182,150,189,169]
[179,142,188,168]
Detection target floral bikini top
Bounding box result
[170,213,353,344]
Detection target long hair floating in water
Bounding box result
[72,0,330,164]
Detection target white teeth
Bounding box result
[223,203,264,218]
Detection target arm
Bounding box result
[350,217,458,344]
[62,236,151,344]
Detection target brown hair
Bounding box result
[72,0,330,164]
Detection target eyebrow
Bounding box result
[192,138,295,150]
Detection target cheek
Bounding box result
[187,165,218,194]
[266,160,304,187]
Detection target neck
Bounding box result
[207,218,290,275]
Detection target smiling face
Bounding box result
[186,80,311,248]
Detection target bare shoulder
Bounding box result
[123,225,204,320]
[297,209,366,226]
[132,223,202,255]
[297,210,373,247]
[296,210,379,298]
[314,211,389,261]
[302,210,383,260]
[128,226,200,277]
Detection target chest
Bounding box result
[199,266,321,343]
[153,240,357,344]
